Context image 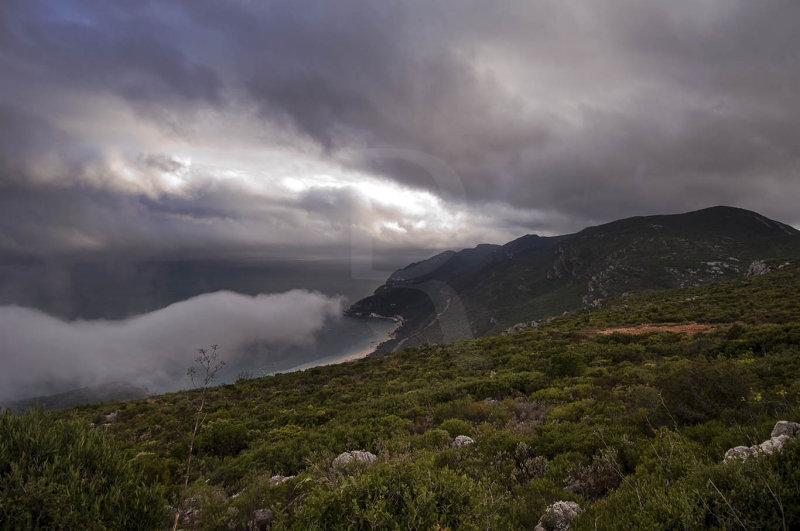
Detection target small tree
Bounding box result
[173,345,225,531]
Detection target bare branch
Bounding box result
[172,344,224,531]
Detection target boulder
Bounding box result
[747,260,771,276]
[724,421,800,461]
[724,445,757,462]
[332,450,377,468]
[350,450,377,463]
[758,435,789,455]
[452,435,475,448]
[534,501,582,531]
[771,420,800,438]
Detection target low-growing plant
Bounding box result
[0,408,167,529]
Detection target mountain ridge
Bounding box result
[348,206,800,352]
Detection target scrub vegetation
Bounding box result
[4,260,800,529]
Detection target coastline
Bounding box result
[281,315,403,373]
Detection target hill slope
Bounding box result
[349,206,800,352]
[2,382,149,414]
[36,258,800,529]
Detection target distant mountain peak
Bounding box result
[349,207,800,353]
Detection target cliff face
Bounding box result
[348,206,800,352]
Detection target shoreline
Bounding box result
[280,316,403,373]
[6,317,405,410]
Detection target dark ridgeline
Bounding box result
[349,206,800,352]
[3,382,149,414]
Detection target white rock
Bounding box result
[724,445,756,462]
[771,420,800,438]
[534,501,582,531]
[452,435,475,448]
[332,450,377,468]
[268,474,294,486]
[758,435,789,455]
[724,421,800,461]
[747,260,771,276]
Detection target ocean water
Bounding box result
[0,255,408,399]
[0,256,386,320]
[214,315,398,386]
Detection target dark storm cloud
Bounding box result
[0,177,459,257]
[1,0,800,256]
[0,0,221,109]
[174,0,800,228]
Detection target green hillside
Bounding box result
[4,258,799,529]
[349,206,800,352]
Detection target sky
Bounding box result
[2,0,799,261]
[3,1,800,401]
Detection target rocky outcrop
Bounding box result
[534,501,582,531]
[771,420,800,438]
[724,421,800,461]
[502,321,541,335]
[452,435,475,448]
[747,260,771,276]
[332,450,377,468]
[268,474,294,486]
[724,445,757,461]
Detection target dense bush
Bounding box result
[439,418,473,437]
[196,419,249,457]
[580,436,800,529]
[287,458,500,530]
[0,408,167,529]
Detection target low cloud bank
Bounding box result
[0,290,342,402]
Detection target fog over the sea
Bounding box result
[0,290,342,402]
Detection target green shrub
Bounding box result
[196,419,249,457]
[548,351,584,378]
[0,409,167,529]
[655,359,754,423]
[512,442,549,482]
[439,418,473,437]
[563,448,621,500]
[290,459,499,529]
[411,429,451,451]
[579,437,800,530]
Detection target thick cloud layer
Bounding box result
[0,290,342,402]
[1,0,799,258]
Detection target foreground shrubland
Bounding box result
[3,261,800,529]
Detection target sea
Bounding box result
[0,254,416,397]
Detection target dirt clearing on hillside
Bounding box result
[592,322,725,337]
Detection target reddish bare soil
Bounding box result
[591,322,724,337]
